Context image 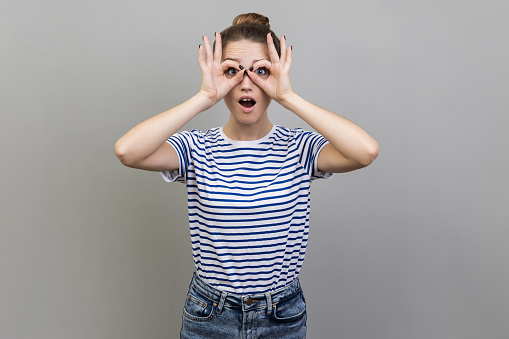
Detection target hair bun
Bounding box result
[232,13,270,28]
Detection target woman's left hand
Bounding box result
[248,34,294,103]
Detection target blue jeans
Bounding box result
[180,272,307,338]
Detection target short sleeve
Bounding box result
[295,130,334,181]
[160,131,197,183]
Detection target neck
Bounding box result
[223,114,273,141]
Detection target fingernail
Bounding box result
[284,35,286,40]
[291,46,293,50]
[239,65,244,70]
[202,36,204,41]
[244,70,247,74]
[249,66,254,71]
[199,44,201,49]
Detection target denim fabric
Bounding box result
[180,272,307,338]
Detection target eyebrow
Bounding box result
[223,58,267,64]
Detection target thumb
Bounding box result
[226,69,245,89]
[247,69,268,91]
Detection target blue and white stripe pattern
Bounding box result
[161,125,332,294]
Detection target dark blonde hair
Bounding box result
[214,13,281,57]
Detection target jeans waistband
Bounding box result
[189,272,303,315]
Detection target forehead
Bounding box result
[222,40,270,63]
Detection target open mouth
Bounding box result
[239,98,256,108]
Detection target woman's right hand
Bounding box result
[198,33,244,106]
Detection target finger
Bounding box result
[280,35,287,65]
[246,69,269,92]
[221,69,245,97]
[284,45,292,72]
[266,33,280,64]
[198,44,206,70]
[220,59,241,72]
[251,59,272,70]
[213,32,222,62]
[228,69,245,87]
[203,35,213,64]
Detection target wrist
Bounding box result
[196,90,220,110]
[277,90,299,109]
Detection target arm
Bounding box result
[114,33,244,171]
[248,34,379,173]
[114,92,212,171]
[279,93,379,173]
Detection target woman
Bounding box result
[115,13,378,339]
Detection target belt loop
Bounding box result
[265,292,273,316]
[216,291,228,314]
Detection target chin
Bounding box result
[234,112,263,125]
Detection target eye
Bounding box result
[255,67,269,78]
[225,67,239,78]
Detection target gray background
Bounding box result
[1,0,508,338]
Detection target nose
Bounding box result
[240,71,253,91]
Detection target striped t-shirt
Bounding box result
[161,125,332,294]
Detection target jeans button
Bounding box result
[246,298,253,306]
